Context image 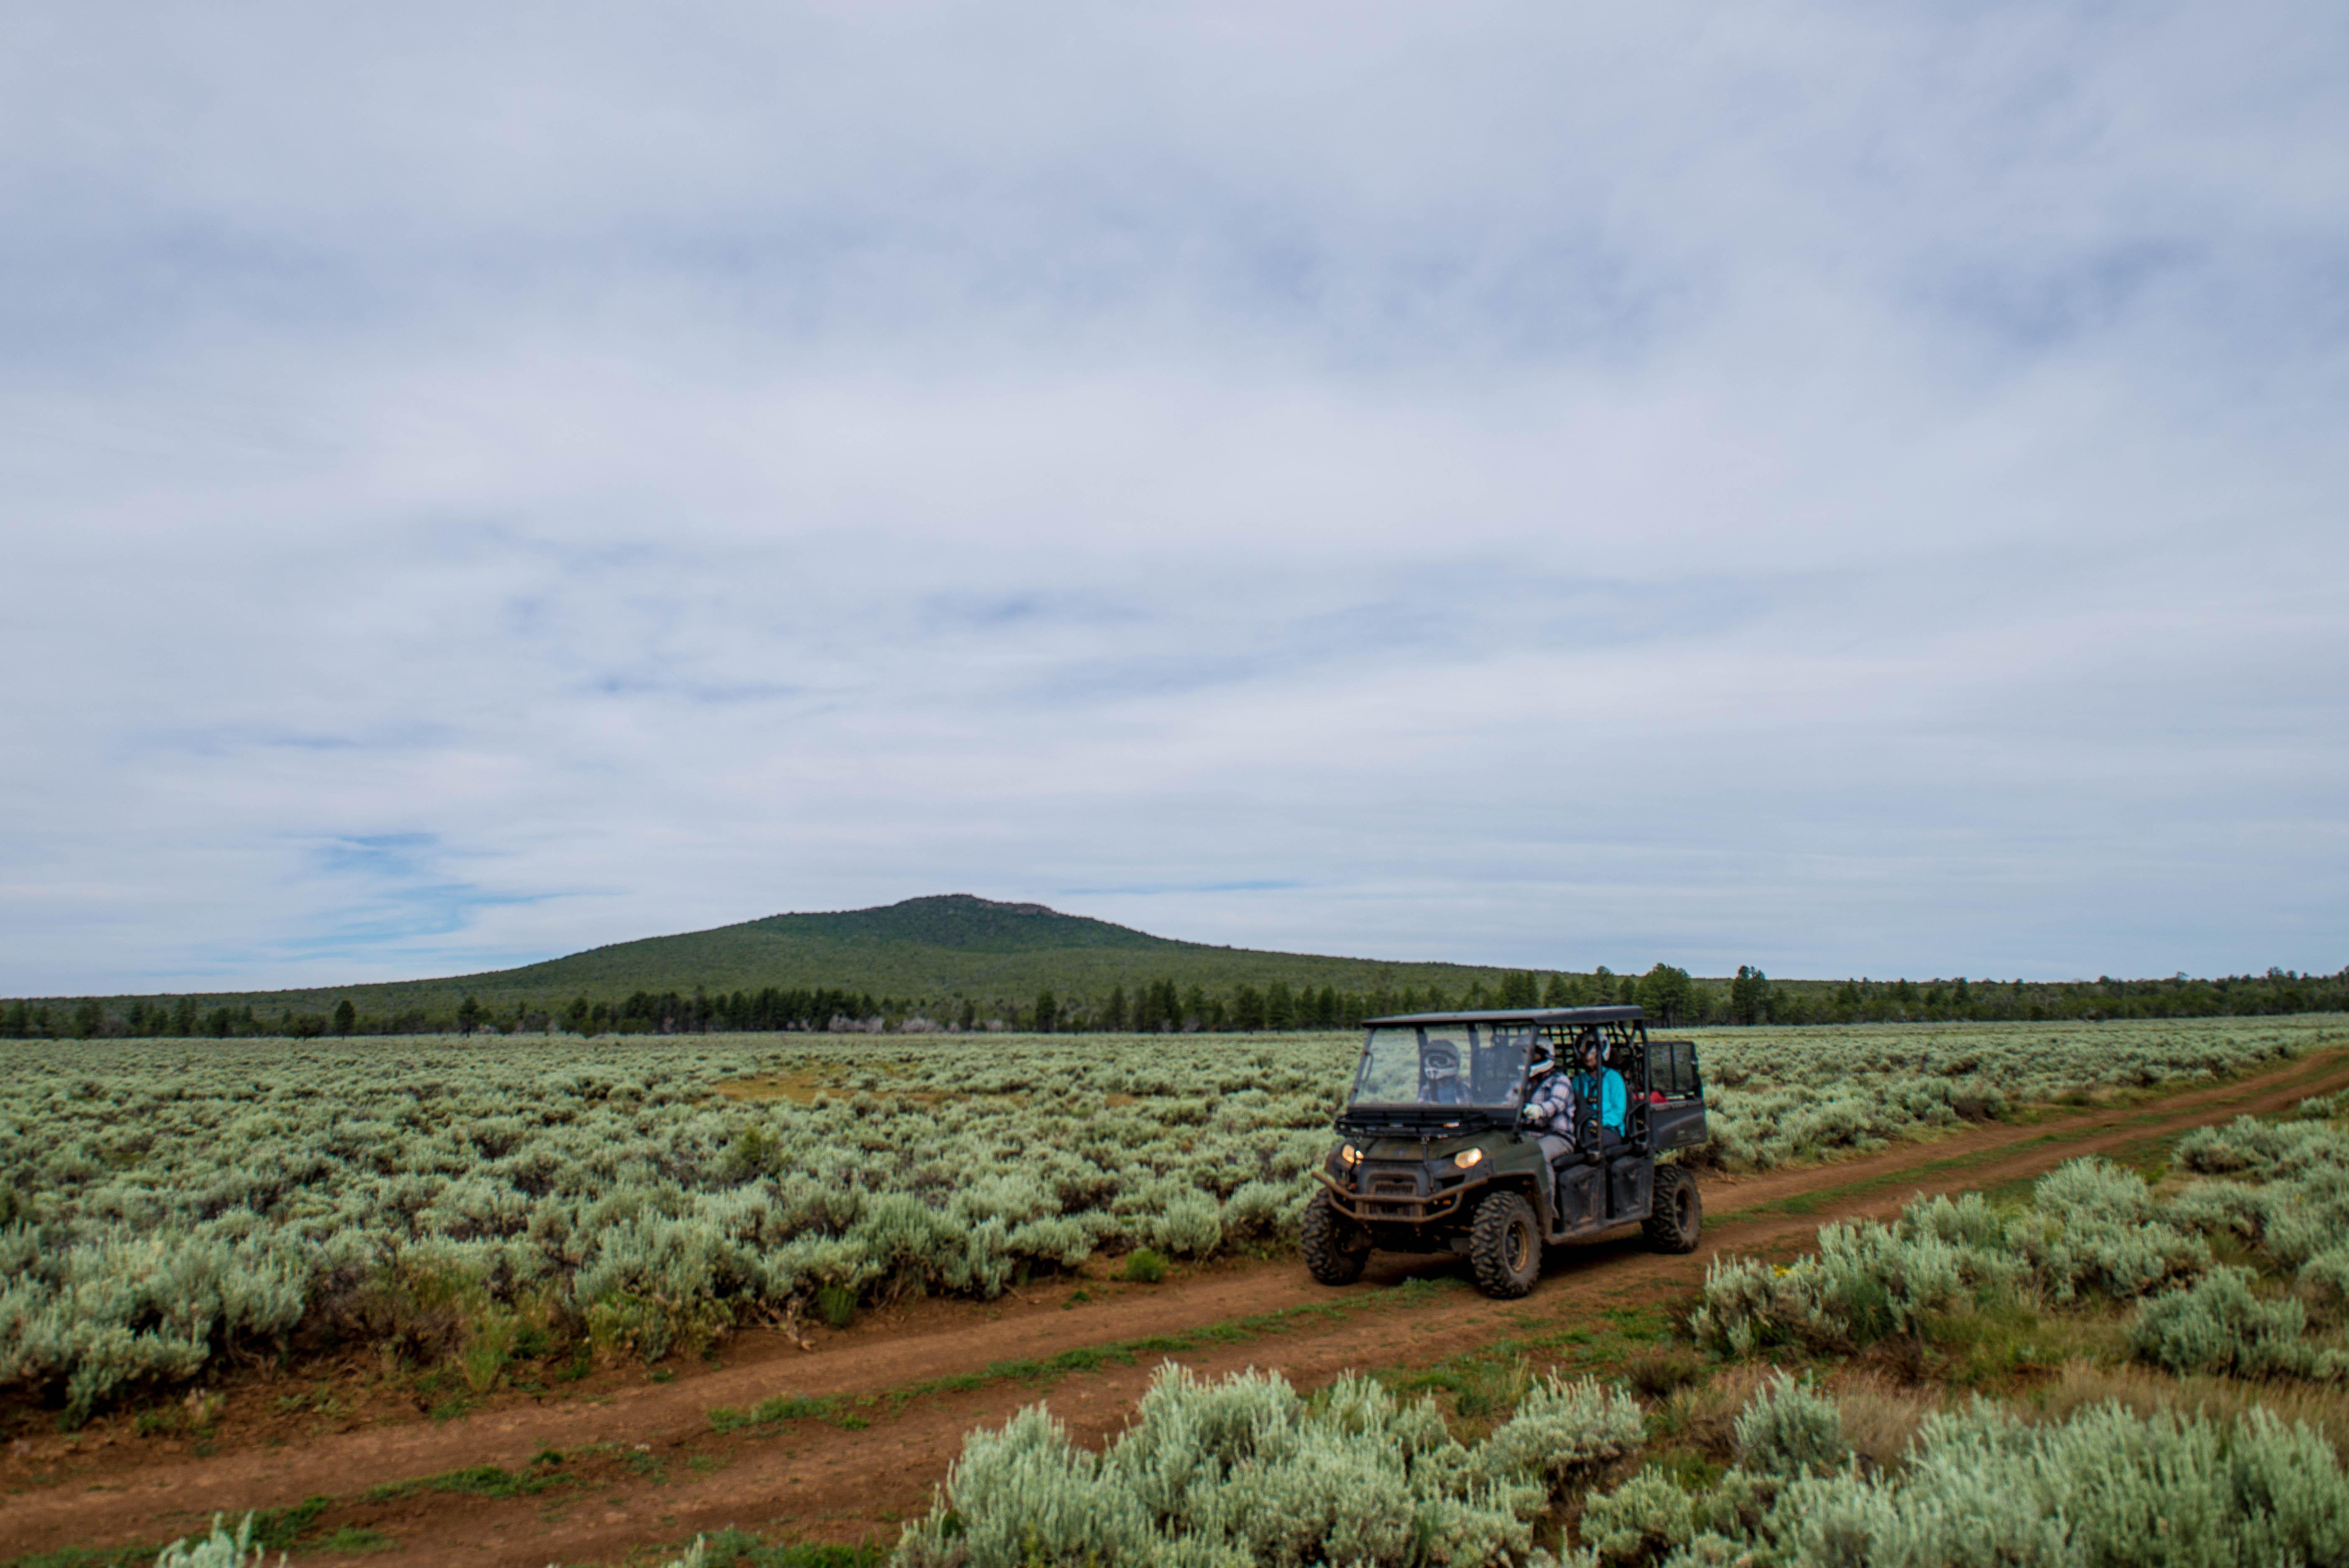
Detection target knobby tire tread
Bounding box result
[1469,1189,1540,1298]
[1645,1165,1702,1253]
[1302,1190,1369,1285]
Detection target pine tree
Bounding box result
[1103,985,1129,1031]
[333,999,356,1037]
[1634,964,1692,1025]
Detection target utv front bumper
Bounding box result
[1311,1162,1488,1225]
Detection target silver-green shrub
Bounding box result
[893,1364,1563,1568]
[1579,1467,1696,1565]
[2128,1267,2344,1381]
[1654,1394,2349,1568]
[153,1516,267,1568]
[1766,1399,2349,1568]
[1472,1372,1647,1494]
[1731,1374,1848,1479]
[1694,1157,2224,1358]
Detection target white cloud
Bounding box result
[2,1,2344,993]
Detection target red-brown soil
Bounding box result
[6,1050,2343,1566]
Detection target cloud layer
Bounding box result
[3,2,2344,993]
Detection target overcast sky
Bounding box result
[4,2,2344,996]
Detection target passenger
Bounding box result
[1571,1034,1629,1148]
[1419,1040,1469,1105]
[1521,1047,1577,1165]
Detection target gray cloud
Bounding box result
[2,1,2344,993]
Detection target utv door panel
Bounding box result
[1608,1155,1652,1220]
[1650,1102,1708,1150]
[1555,1164,1602,1229]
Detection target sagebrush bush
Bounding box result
[2128,1267,2344,1381]
[1694,1156,2234,1359]
[1579,1468,1695,1565]
[1472,1372,1647,1494]
[1732,1374,1848,1478]
[1756,1399,2349,1568]
[153,1517,266,1568]
[893,1364,1562,1568]
[893,1365,2349,1568]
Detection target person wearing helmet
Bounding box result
[1571,1031,1629,1148]
[1521,1046,1577,1164]
[1419,1038,1469,1104]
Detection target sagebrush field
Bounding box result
[2,1016,2337,1425]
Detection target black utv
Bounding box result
[1304,1007,1709,1298]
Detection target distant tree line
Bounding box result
[3,965,2342,1041]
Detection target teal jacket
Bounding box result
[1573,1069,1628,1133]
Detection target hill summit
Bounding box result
[79,893,1507,1026]
[741,893,1174,954]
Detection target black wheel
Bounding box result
[1302,1189,1370,1285]
[1468,1189,1542,1298]
[1645,1165,1702,1253]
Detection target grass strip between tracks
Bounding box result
[707,1275,1467,1434]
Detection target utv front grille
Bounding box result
[1316,1165,1479,1224]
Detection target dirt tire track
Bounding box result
[8,1048,2344,1564]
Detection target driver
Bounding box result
[1419,1039,1469,1105]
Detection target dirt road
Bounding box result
[7,1049,2343,1565]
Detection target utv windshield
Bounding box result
[1349,1023,1537,1110]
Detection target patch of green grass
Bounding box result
[1911,1296,2136,1392]
[706,1270,1463,1438]
[1120,1249,1168,1284]
[684,1530,889,1567]
[709,1393,874,1433]
[3,1548,155,1568]
[816,1283,857,1329]
[312,1526,396,1554]
[364,1462,570,1503]
[247,1495,332,1549]
[1726,1134,2072,1220]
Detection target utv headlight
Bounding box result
[1453,1148,1485,1170]
[1339,1144,1363,1166]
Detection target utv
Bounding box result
[1304,1007,1709,1298]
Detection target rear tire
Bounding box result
[1645,1165,1702,1253]
[1302,1189,1370,1285]
[1468,1189,1542,1298]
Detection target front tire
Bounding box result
[1302,1189,1370,1285]
[1645,1165,1702,1253]
[1469,1189,1542,1298]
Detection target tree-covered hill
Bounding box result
[3,893,2341,1039]
[11,894,1536,1034]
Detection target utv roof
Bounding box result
[1363,1006,1645,1027]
